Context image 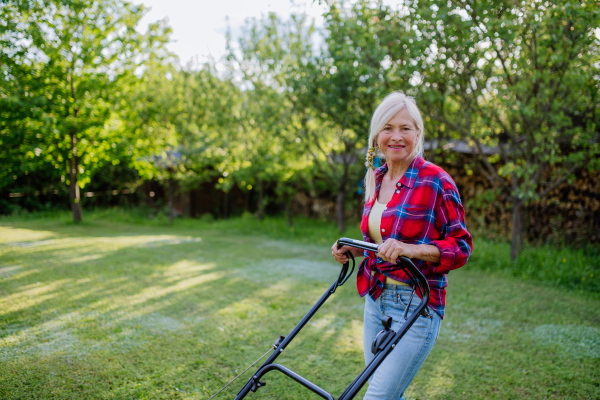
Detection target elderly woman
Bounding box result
[331,92,472,399]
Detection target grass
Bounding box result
[1,209,599,399]
[468,235,600,297]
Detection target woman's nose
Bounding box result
[390,129,403,139]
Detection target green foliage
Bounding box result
[121,61,244,188]
[230,2,427,230]
[405,0,600,256]
[470,237,600,296]
[2,0,598,246]
[0,0,171,220]
[422,0,600,182]
[225,13,317,218]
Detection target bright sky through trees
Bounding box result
[136,0,329,66]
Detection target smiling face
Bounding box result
[376,107,420,166]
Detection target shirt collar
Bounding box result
[374,154,424,189]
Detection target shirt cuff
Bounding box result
[428,240,457,274]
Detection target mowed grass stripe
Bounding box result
[0,215,598,399]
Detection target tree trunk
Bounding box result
[285,198,293,227]
[69,132,82,222]
[336,190,346,233]
[510,198,525,260]
[256,179,265,221]
[223,190,228,219]
[167,178,175,224]
[519,203,526,253]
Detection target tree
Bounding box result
[235,2,422,231]
[226,13,314,222]
[1,0,170,222]
[414,0,600,258]
[0,2,62,208]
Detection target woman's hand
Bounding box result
[331,242,361,264]
[377,238,415,264]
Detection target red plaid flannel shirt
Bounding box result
[357,155,473,318]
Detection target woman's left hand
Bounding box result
[377,238,415,264]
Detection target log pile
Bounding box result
[444,160,600,246]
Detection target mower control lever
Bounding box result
[250,376,266,392]
[381,315,392,330]
[371,316,394,354]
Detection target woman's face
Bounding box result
[376,107,419,165]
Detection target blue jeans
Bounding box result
[363,284,442,400]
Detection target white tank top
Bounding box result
[368,199,386,245]
[367,199,409,286]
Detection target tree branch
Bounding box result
[472,137,511,192]
[538,159,585,199]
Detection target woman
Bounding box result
[331,92,472,399]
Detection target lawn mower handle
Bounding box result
[336,237,429,294]
[234,237,430,400]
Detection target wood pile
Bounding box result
[443,159,600,246]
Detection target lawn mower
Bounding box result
[212,237,430,400]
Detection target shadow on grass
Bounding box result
[2,218,599,399]
[0,221,363,399]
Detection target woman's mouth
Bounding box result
[388,144,405,150]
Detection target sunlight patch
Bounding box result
[0,279,70,316]
[255,282,293,298]
[424,356,455,397]
[154,260,214,280]
[3,268,39,281]
[135,237,202,248]
[334,319,363,353]
[0,227,55,244]
[0,309,187,360]
[0,265,22,278]
[530,324,600,359]
[256,239,322,254]
[310,315,334,330]
[243,258,339,283]
[8,239,59,247]
[132,313,185,333]
[218,298,268,320]
[97,270,223,309]
[308,314,346,337]
[0,312,85,360]
[65,254,105,263]
[440,318,503,343]
[4,235,202,255]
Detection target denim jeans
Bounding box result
[363,284,442,400]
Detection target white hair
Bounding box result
[364,92,425,202]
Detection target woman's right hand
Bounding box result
[331,242,358,264]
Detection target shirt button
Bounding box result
[395,190,400,194]
[381,229,385,232]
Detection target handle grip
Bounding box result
[335,237,430,302]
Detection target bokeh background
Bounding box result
[1,1,600,399]
[2,0,600,257]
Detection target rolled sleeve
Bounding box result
[428,188,473,275]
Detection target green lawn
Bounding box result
[1,212,599,399]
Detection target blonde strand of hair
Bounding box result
[364,166,376,202]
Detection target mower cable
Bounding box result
[208,345,275,400]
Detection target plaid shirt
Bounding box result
[357,155,473,319]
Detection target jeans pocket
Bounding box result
[398,293,433,324]
[398,293,416,309]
